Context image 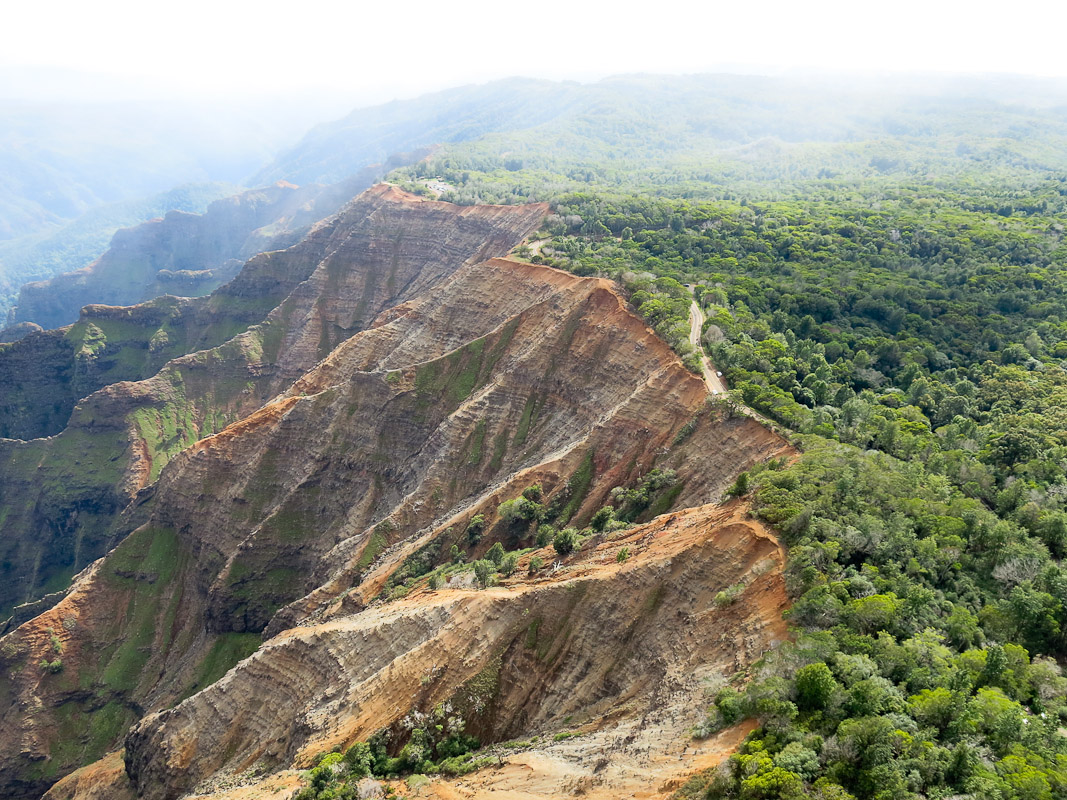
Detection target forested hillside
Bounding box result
[374,75,1067,798]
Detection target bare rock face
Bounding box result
[124,505,789,800]
[0,186,546,624]
[0,186,792,800]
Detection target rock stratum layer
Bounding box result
[0,186,792,800]
[0,184,545,619]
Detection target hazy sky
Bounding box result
[5,0,1067,104]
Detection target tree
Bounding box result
[473,560,495,588]
[846,593,901,634]
[795,662,838,711]
[774,742,820,781]
[486,542,505,567]
[499,553,518,576]
[907,687,958,733]
[343,741,374,778]
[499,497,544,524]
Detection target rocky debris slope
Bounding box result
[0,187,791,799]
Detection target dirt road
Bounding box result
[688,296,728,394]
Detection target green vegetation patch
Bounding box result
[467,419,487,466]
[513,392,543,449]
[558,449,595,523]
[100,526,186,693]
[356,521,393,572]
[488,427,509,471]
[645,481,684,518]
[415,336,490,411]
[180,632,261,702]
[30,699,133,781]
[259,486,322,543]
[697,437,1067,799]
[131,394,199,482]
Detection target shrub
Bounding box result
[466,515,485,545]
[553,528,579,555]
[499,496,545,524]
[714,583,744,607]
[616,547,630,563]
[528,555,544,574]
[724,470,750,499]
[486,542,505,566]
[590,506,615,532]
[715,687,743,725]
[536,525,555,547]
[611,468,678,520]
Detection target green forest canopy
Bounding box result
[383,96,1067,798]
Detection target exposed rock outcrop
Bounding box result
[0,186,546,622]
[0,186,792,800]
[126,504,788,800]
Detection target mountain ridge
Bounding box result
[0,186,788,799]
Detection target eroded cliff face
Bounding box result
[0,186,792,800]
[0,186,546,623]
[125,503,789,800]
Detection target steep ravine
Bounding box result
[0,186,547,622]
[0,187,793,799]
[126,503,790,800]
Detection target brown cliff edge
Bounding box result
[0,187,793,800]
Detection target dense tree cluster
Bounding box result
[510,193,1067,798]
[690,441,1067,799]
[381,95,1067,798]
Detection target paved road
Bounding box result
[688,296,727,394]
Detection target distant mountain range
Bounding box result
[10,73,1067,331]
